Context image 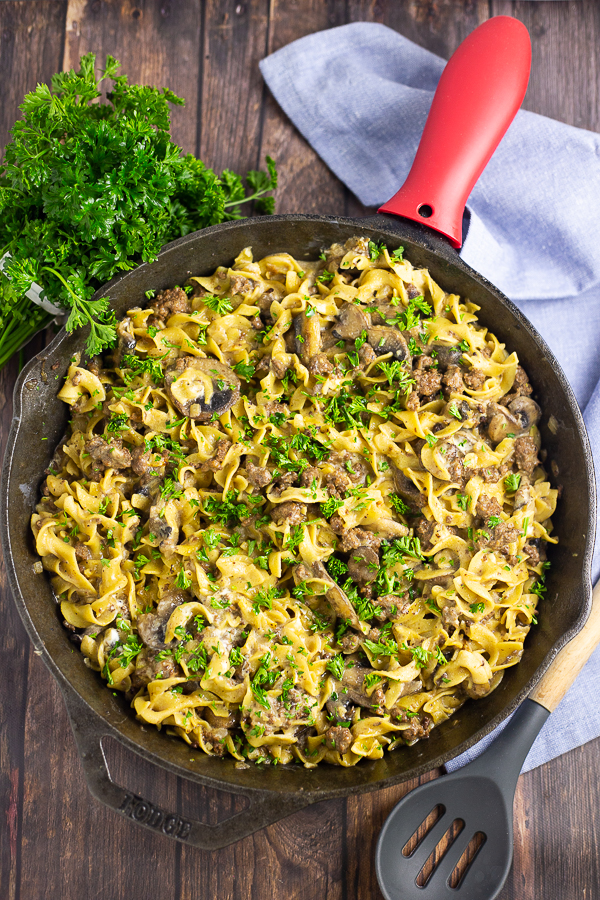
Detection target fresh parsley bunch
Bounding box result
[0,53,277,367]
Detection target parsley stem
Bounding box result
[0,313,52,368]
[223,186,273,208]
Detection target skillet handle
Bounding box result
[59,683,312,849]
[378,16,531,248]
[530,579,600,713]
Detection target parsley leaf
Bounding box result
[325,654,345,679]
[504,473,522,492]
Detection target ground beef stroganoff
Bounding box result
[31,236,557,767]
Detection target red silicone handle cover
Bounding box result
[378,16,531,248]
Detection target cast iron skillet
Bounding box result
[1,18,595,849]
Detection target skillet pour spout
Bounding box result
[0,15,595,849]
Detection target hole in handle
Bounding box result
[418,204,434,218]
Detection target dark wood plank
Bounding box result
[19,658,178,900]
[0,2,68,151]
[0,6,67,899]
[498,739,600,900]
[258,0,348,215]
[62,0,202,153]
[179,799,346,900]
[492,0,600,132]
[345,771,440,900]
[198,0,270,176]
[348,0,489,59]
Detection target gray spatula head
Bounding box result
[375,699,550,900]
[376,774,512,900]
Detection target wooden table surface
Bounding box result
[1,2,599,898]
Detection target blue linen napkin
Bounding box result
[260,22,600,773]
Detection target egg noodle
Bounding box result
[31,236,557,767]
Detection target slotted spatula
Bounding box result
[376,580,600,900]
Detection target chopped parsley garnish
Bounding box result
[364,637,398,657]
[102,635,144,685]
[284,525,304,554]
[355,330,368,350]
[121,353,165,384]
[323,387,369,430]
[251,586,281,614]
[161,478,184,500]
[289,431,331,461]
[368,240,386,260]
[201,294,233,315]
[320,497,344,519]
[175,568,192,590]
[203,491,255,526]
[325,654,345,679]
[327,557,348,581]
[233,360,256,380]
[229,647,244,667]
[400,642,432,668]
[309,610,331,633]
[469,602,485,614]
[203,529,222,550]
[377,360,415,394]
[105,413,128,432]
[390,494,411,516]
[504,473,522,492]
[250,652,279,708]
[316,269,334,283]
[269,412,286,427]
[187,646,208,675]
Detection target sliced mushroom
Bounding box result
[367,326,410,362]
[513,477,531,509]
[332,302,371,341]
[337,667,385,709]
[403,282,422,300]
[421,443,453,481]
[372,517,410,538]
[114,316,136,366]
[294,310,322,364]
[348,546,379,585]
[488,407,520,444]
[392,470,426,511]
[435,345,464,370]
[325,691,353,722]
[164,357,240,421]
[310,560,363,632]
[508,396,541,432]
[442,399,474,424]
[137,592,187,650]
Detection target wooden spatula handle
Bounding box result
[530,580,600,712]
